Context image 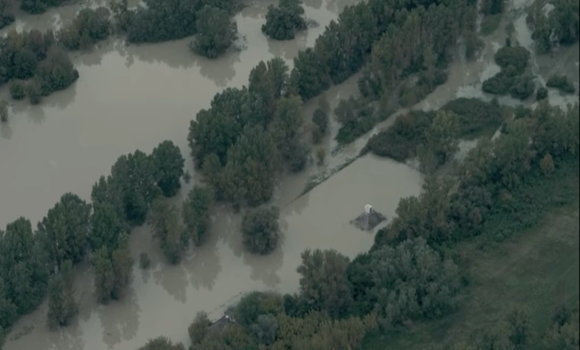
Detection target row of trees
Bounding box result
[0,0,66,19]
[0,139,191,343]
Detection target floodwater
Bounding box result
[0,0,425,349]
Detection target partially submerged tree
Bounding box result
[242,206,281,255]
[47,260,77,329]
[191,5,237,59]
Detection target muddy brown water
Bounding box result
[1,0,577,349]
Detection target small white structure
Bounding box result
[364,204,373,214]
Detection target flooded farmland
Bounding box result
[0,0,578,349]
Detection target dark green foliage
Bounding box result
[271,95,308,172]
[221,124,279,206]
[0,100,7,123]
[192,6,237,59]
[151,140,185,198]
[0,0,14,30]
[188,311,211,345]
[148,200,187,264]
[419,110,460,169]
[90,202,126,252]
[481,0,504,15]
[509,74,536,100]
[188,87,267,167]
[530,0,579,52]
[261,0,306,40]
[58,7,111,51]
[250,313,278,345]
[47,260,77,329]
[182,185,214,246]
[442,98,505,138]
[0,217,49,315]
[291,48,330,100]
[234,291,284,327]
[92,233,133,303]
[536,86,548,101]
[364,111,434,161]
[287,140,310,173]
[9,81,25,100]
[351,238,461,328]
[335,97,377,145]
[296,249,352,318]
[38,193,91,267]
[312,108,329,135]
[0,30,77,104]
[546,74,576,94]
[483,45,532,96]
[242,206,280,255]
[138,336,185,350]
[20,0,65,14]
[543,304,579,349]
[248,58,290,120]
[0,277,18,330]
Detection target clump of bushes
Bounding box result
[482,44,533,96]
[262,0,306,40]
[9,81,26,100]
[334,97,377,145]
[191,6,238,59]
[242,206,281,255]
[536,86,548,100]
[58,8,112,51]
[546,74,576,94]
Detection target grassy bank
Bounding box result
[362,163,579,349]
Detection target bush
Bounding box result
[191,6,237,59]
[509,74,536,100]
[482,68,516,95]
[335,106,377,145]
[9,81,26,100]
[188,311,211,345]
[442,98,505,138]
[364,111,435,161]
[58,7,111,51]
[287,141,310,173]
[261,0,306,40]
[546,74,576,93]
[312,108,329,134]
[536,86,548,101]
[234,291,284,327]
[242,206,280,255]
[494,46,531,74]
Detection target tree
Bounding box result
[188,311,211,345]
[509,74,536,100]
[35,48,79,96]
[296,249,352,318]
[0,218,50,315]
[90,202,125,252]
[111,233,133,299]
[58,7,111,51]
[364,238,461,328]
[506,307,532,346]
[9,81,26,100]
[148,200,187,264]
[271,95,304,164]
[192,5,237,59]
[38,193,91,267]
[424,110,460,165]
[182,186,214,246]
[221,124,279,206]
[0,277,18,330]
[250,314,278,345]
[242,206,281,255]
[151,140,185,197]
[47,260,77,329]
[138,336,185,350]
[261,0,307,40]
[109,150,160,225]
[92,247,114,303]
[312,108,329,135]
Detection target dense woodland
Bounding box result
[1,0,579,349]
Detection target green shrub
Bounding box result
[546,74,576,94]
[9,81,26,100]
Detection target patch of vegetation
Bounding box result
[480,13,502,36]
[261,0,306,40]
[546,74,576,94]
[241,206,281,255]
[482,44,533,96]
[191,6,238,59]
[442,98,505,138]
[58,7,112,51]
[527,0,579,53]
